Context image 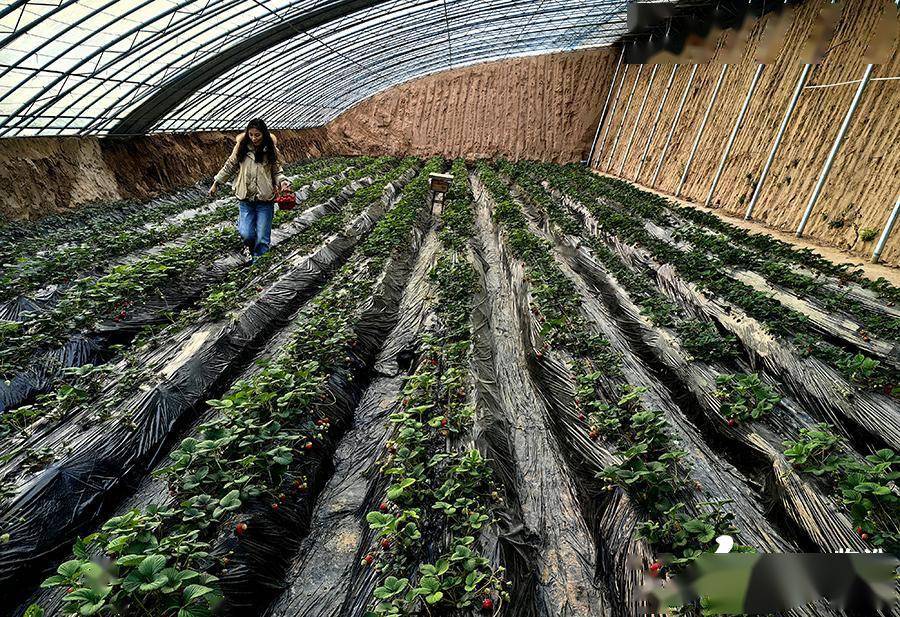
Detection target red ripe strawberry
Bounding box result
[235,522,248,536]
[727,418,736,427]
[649,561,661,572]
[380,538,391,550]
[305,442,313,450]
[364,554,374,565]
[481,598,494,612]
[856,526,863,534]
[67,587,74,594]
[578,413,586,421]
[272,503,279,511]
[402,398,410,407]
[440,417,448,427]
[379,502,389,513]
[861,533,869,542]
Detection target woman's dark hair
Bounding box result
[237,118,277,166]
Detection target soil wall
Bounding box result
[323,48,619,162]
[591,0,900,266]
[0,129,329,221]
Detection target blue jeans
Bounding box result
[238,200,274,257]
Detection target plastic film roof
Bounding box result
[0,0,628,137]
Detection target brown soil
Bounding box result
[323,48,618,163]
[593,0,900,266]
[0,129,329,221]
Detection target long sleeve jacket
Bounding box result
[214,133,288,202]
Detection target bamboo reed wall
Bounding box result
[590,0,900,266]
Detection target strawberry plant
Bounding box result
[533,162,897,396]
[37,160,440,614]
[481,162,744,568]
[784,423,899,550]
[365,161,507,616]
[714,373,780,422]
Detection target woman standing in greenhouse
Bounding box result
[208,118,291,259]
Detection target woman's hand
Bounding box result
[208,181,218,197]
[280,180,291,193]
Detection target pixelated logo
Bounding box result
[636,536,899,615]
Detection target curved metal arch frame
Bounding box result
[83,0,412,135]
[63,0,379,135]
[0,0,629,136]
[58,0,322,135]
[160,0,624,132]
[165,17,610,131]
[0,0,339,136]
[121,0,604,133]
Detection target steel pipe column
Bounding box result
[636,65,678,182]
[796,63,874,237]
[617,64,658,175]
[651,64,697,186]
[587,46,624,166]
[606,64,643,170]
[745,63,811,220]
[677,63,728,197]
[705,63,764,206]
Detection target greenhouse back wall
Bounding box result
[0,0,899,616]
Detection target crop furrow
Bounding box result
[472,171,610,616]
[0,158,359,321]
[637,218,900,367]
[476,164,837,617]
[537,166,900,451]
[268,215,440,617]
[0,167,421,604]
[505,169,870,555]
[0,159,405,423]
[21,160,439,617]
[595,173,900,309]
[0,157,341,270]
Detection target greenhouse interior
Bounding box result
[0,0,899,615]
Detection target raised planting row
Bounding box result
[0,158,409,443]
[611,173,900,307]
[0,157,356,315]
[533,164,900,450]
[0,162,422,605]
[25,159,443,617]
[555,166,899,397]
[504,162,886,556]
[360,159,508,616]
[475,163,774,615]
[470,170,610,615]
[0,157,343,269]
[0,157,396,415]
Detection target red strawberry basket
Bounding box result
[275,189,297,211]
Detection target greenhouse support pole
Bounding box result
[745,63,811,219]
[705,63,764,206]
[596,64,630,169]
[618,64,658,175]
[636,65,678,182]
[872,197,900,263]
[587,46,625,167]
[606,64,644,171]
[652,64,697,186]
[677,63,728,197]
[796,63,874,237]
